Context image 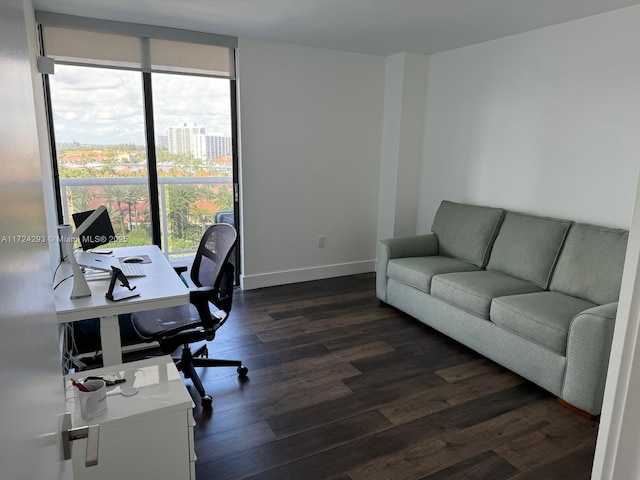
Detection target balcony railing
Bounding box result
[60,175,233,257]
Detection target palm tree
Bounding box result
[213,185,234,212]
[101,185,130,236]
[68,186,94,214]
[122,185,146,231]
[167,184,198,239]
[190,201,216,234]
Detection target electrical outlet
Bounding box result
[317,236,326,248]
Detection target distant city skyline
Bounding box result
[49,64,232,145]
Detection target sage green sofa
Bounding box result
[376,200,628,415]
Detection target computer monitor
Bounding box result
[71,208,116,251]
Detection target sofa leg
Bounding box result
[379,300,388,308]
[557,397,599,420]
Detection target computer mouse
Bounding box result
[123,256,144,263]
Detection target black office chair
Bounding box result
[130,223,247,408]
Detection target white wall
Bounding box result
[236,38,385,289]
[417,5,640,232]
[378,53,429,242]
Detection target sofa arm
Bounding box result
[376,234,439,302]
[562,302,618,415]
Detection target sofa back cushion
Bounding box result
[486,212,572,288]
[431,200,505,268]
[550,223,628,305]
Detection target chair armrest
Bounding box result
[170,262,188,287]
[173,265,188,275]
[189,286,215,304]
[563,301,618,414]
[376,234,439,302]
[188,286,219,334]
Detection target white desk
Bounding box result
[55,245,189,366]
[66,356,196,479]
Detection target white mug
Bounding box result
[77,379,108,420]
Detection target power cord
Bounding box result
[52,247,81,290]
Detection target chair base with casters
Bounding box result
[174,340,248,408]
[130,223,247,408]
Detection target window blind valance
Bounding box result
[36,11,236,78]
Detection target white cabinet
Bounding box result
[66,356,196,480]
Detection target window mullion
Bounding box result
[142,72,162,248]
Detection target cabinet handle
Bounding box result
[61,413,100,467]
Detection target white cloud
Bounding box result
[152,73,231,137]
[49,65,232,144]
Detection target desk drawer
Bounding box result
[73,410,192,480]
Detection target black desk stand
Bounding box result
[105,266,140,302]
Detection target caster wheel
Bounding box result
[201,395,213,408]
[237,366,249,377]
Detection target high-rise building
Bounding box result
[167,123,205,156]
[166,123,232,160]
[198,135,232,160]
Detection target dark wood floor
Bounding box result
[187,273,598,479]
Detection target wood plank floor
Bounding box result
[186,273,598,479]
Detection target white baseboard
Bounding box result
[240,259,375,290]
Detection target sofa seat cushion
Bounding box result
[431,271,543,319]
[490,292,597,355]
[387,256,481,293]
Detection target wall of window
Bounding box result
[37,12,239,265]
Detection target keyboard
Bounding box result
[84,263,146,281]
[119,262,146,277]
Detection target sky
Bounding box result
[48,64,232,145]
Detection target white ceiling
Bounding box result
[32,0,640,56]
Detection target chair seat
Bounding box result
[132,304,200,340]
[132,301,226,340]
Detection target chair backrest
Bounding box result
[190,223,238,310]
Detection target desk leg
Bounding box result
[100,315,123,366]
